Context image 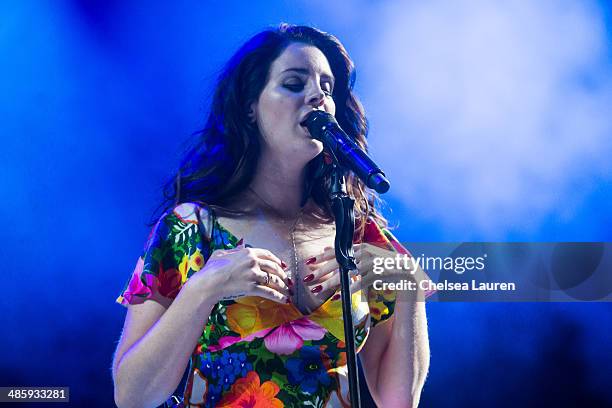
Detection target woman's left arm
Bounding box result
[305,241,431,407]
[359,284,430,408]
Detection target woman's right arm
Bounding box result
[112,276,217,408]
[112,246,290,408]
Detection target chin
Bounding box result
[304,138,324,158]
[285,139,323,166]
[298,126,324,151]
[308,137,324,151]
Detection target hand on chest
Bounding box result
[218,214,338,314]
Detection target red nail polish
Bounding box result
[306,257,316,265]
[281,261,288,269]
[287,278,293,287]
[332,293,341,301]
[236,238,243,246]
[311,285,323,294]
[303,274,315,283]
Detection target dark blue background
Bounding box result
[2,1,611,406]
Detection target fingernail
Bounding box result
[245,244,253,248]
[281,261,288,269]
[286,298,291,304]
[303,274,315,283]
[236,238,244,246]
[311,285,323,294]
[332,293,341,301]
[306,257,316,265]
[287,278,293,287]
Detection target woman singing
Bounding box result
[112,24,431,408]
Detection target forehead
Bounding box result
[269,43,334,78]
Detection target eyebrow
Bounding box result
[281,68,335,83]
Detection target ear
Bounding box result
[248,101,257,124]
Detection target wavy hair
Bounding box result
[155,24,387,234]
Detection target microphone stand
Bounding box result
[328,160,361,408]
[302,109,390,407]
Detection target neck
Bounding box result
[248,150,308,218]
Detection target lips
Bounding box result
[300,124,312,138]
[299,109,321,127]
[299,114,312,137]
[299,115,310,127]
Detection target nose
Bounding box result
[306,84,326,108]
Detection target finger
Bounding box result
[325,278,365,300]
[310,244,361,266]
[317,269,339,284]
[248,247,285,268]
[211,248,233,257]
[304,247,334,267]
[257,262,291,294]
[305,259,340,284]
[258,259,289,283]
[353,243,367,264]
[251,284,290,304]
[212,243,246,259]
[308,271,340,295]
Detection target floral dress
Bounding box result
[117,203,423,407]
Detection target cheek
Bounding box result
[259,91,299,125]
[327,99,336,116]
[256,98,283,138]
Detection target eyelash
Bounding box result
[284,83,333,97]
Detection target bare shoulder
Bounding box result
[172,202,210,223]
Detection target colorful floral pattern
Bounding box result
[218,371,284,408]
[117,202,425,407]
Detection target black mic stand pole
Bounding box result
[329,160,361,408]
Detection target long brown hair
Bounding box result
[155,24,388,235]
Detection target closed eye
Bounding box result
[283,81,333,97]
[283,83,304,92]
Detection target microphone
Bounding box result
[301,111,390,194]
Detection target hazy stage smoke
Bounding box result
[361,0,612,238]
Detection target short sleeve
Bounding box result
[116,203,211,307]
[361,219,434,328]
